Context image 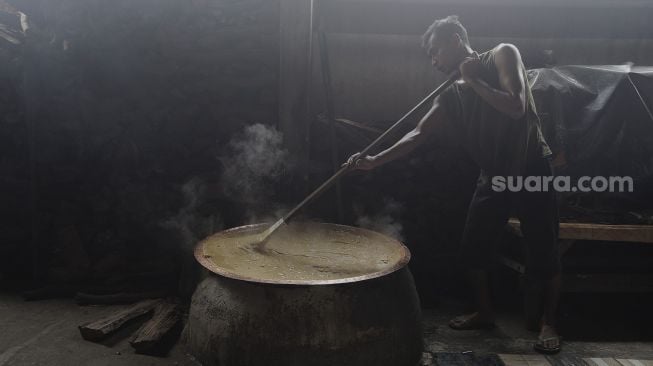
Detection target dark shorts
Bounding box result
[460,157,561,280]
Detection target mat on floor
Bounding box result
[427,353,653,366]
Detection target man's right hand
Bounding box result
[343,152,378,171]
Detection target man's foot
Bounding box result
[534,324,561,354]
[448,312,495,330]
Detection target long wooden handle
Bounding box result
[259,71,461,242]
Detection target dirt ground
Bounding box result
[1,291,653,365]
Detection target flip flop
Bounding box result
[533,336,562,354]
[448,316,496,330]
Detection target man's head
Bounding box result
[422,15,471,73]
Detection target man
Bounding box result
[345,15,562,354]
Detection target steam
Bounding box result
[160,177,223,251]
[355,198,405,242]
[160,123,290,248]
[220,123,291,221]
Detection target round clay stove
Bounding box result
[186,221,423,366]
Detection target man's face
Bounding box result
[426,33,459,74]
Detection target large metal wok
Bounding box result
[187,221,423,366]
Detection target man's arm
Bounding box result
[346,97,448,170]
[461,44,527,120]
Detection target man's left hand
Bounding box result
[459,52,481,83]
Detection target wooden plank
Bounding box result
[507,219,653,243]
[78,299,160,342]
[129,302,181,355]
[558,223,653,243]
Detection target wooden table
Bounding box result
[502,218,653,292]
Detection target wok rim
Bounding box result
[194,221,411,286]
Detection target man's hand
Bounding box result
[459,51,481,83]
[343,152,377,171]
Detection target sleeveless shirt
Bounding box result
[439,45,552,175]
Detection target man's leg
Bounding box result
[450,172,510,330]
[543,274,561,327]
[516,157,562,353]
[538,273,562,352]
[463,269,494,324]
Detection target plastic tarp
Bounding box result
[531,65,653,177]
[528,65,653,219]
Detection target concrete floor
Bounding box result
[423,296,653,360]
[0,293,200,366]
[1,291,652,365]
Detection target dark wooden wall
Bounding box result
[280,0,653,155]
